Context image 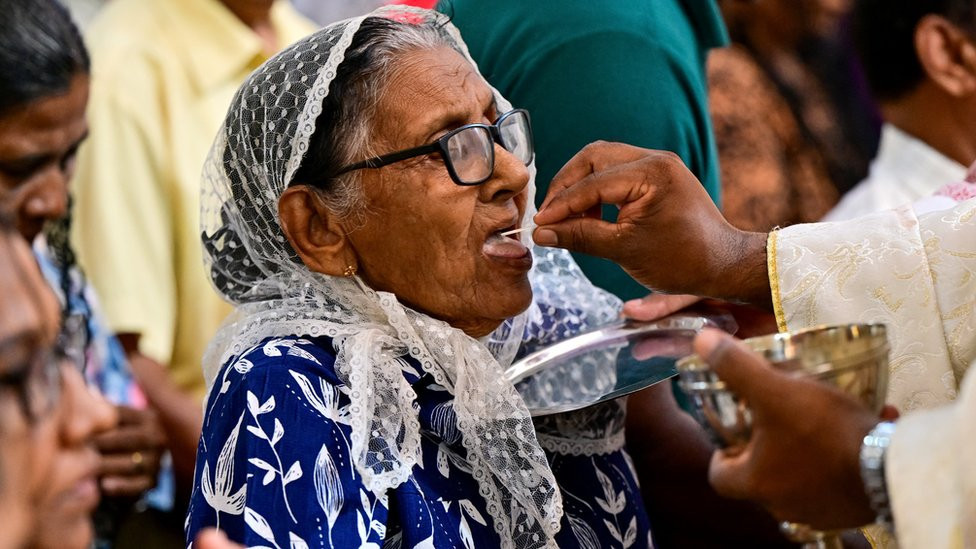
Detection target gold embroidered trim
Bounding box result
[768,231,788,333]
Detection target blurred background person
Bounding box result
[438,0,726,304]
[0,0,172,546]
[0,212,56,549]
[0,209,225,549]
[825,0,976,220]
[69,0,313,540]
[709,0,879,231]
[0,210,118,549]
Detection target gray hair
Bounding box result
[292,16,458,222]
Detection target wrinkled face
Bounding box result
[346,46,533,337]
[0,231,61,549]
[0,74,88,242]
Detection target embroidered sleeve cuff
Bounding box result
[766,230,787,333]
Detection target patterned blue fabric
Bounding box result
[186,336,654,548]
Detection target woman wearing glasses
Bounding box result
[0,212,117,549]
[186,7,650,548]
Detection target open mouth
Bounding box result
[483,222,531,261]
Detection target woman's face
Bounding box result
[0,229,117,549]
[31,360,116,549]
[344,46,533,337]
[0,231,61,549]
[0,73,88,242]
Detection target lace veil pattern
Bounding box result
[199,7,621,548]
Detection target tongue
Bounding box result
[483,233,529,258]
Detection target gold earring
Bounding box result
[343,265,357,277]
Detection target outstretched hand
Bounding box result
[695,329,880,530]
[533,142,771,307]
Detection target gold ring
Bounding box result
[131,451,145,471]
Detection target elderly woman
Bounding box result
[186,7,649,548]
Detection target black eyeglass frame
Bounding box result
[333,108,534,186]
[0,321,79,423]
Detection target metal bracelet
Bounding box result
[859,421,897,532]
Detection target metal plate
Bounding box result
[507,315,716,416]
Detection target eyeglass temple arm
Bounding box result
[334,142,443,176]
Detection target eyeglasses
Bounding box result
[0,313,87,422]
[334,108,534,186]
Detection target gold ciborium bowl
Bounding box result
[676,324,890,549]
[677,323,889,448]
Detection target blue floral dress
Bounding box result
[186,336,654,548]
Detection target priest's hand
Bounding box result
[533,142,771,308]
[694,329,879,530]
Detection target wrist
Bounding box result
[860,421,896,531]
[707,229,771,308]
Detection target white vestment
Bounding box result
[886,363,976,548]
[770,198,976,547]
[771,199,976,412]
[823,124,966,222]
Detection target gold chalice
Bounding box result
[677,324,890,549]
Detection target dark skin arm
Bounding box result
[118,333,202,494]
[533,142,772,309]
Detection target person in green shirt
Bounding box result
[438,0,727,301]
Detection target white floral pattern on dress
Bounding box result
[186,336,654,548]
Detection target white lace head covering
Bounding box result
[200,7,620,547]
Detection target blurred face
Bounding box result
[31,360,116,549]
[0,73,88,242]
[0,231,61,549]
[346,46,533,337]
[0,225,117,549]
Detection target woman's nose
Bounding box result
[22,169,69,223]
[480,143,530,203]
[57,365,118,447]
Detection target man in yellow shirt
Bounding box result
[71,0,314,493]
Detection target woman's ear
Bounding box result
[916,15,976,98]
[278,186,357,277]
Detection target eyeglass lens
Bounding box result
[21,314,87,420]
[445,111,533,184]
[447,126,494,184]
[30,351,63,418]
[499,113,532,164]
